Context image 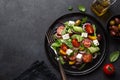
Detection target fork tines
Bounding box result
[46,29,55,44]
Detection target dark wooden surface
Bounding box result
[0,0,120,80]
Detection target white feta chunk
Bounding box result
[81,32,88,37]
[62,34,70,39]
[66,49,73,55]
[93,39,99,46]
[68,21,75,26]
[76,54,83,62]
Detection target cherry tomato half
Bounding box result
[82,38,92,48]
[103,63,115,75]
[61,44,68,52]
[85,24,94,34]
[82,54,93,63]
[72,39,80,48]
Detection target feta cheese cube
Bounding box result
[76,54,83,62]
[62,34,70,39]
[81,32,88,37]
[68,21,75,26]
[66,49,73,55]
[93,39,99,46]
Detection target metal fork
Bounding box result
[46,29,68,80]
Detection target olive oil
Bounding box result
[91,0,111,16]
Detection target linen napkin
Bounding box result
[14,61,58,80]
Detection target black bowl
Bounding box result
[107,15,120,39]
[45,12,108,76]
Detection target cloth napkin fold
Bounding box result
[14,61,58,80]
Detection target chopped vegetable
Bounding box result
[72,39,80,48]
[69,61,76,65]
[85,24,94,34]
[88,47,100,54]
[88,35,97,40]
[51,39,62,50]
[73,26,83,33]
[82,54,93,63]
[71,34,83,42]
[59,56,65,64]
[62,39,73,48]
[92,24,97,36]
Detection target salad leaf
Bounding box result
[78,5,86,12]
[67,28,72,33]
[88,47,100,54]
[71,34,84,42]
[59,56,65,64]
[62,22,74,35]
[51,39,62,50]
[61,27,67,35]
[73,26,83,33]
[62,39,73,48]
[81,17,88,24]
[109,51,120,63]
[79,44,85,51]
[64,21,69,26]
[68,6,73,11]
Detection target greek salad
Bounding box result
[51,17,102,69]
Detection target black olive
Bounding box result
[111,25,119,32]
[110,30,116,36]
[115,18,120,24]
[97,34,102,41]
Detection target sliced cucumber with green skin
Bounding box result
[88,47,100,54]
[73,26,83,33]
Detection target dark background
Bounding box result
[0,0,120,80]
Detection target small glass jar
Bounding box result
[91,0,117,16]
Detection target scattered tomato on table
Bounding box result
[103,63,115,75]
[102,51,120,75]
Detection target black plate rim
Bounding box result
[44,12,108,76]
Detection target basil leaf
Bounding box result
[110,51,120,63]
[78,5,86,12]
[81,17,88,24]
[68,6,73,11]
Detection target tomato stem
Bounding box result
[108,66,112,71]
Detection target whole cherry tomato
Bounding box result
[72,39,80,48]
[85,24,94,34]
[103,63,115,75]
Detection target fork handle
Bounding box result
[58,60,68,80]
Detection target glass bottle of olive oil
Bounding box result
[91,0,116,16]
